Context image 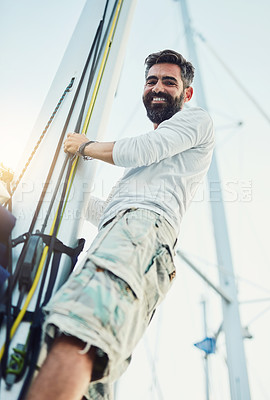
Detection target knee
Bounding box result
[50,335,96,364]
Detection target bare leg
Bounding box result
[26,335,96,400]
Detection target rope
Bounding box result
[10,77,75,196]
[27,16,105,235]
[81,0,124,134]
[59,0,124,227]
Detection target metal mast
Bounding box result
[177,0,251,398]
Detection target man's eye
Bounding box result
[146,80,156,85]
[164,81,176,86]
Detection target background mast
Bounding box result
[177,0,251,398]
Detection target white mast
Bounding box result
[0,1,137,398]
[177,0,251,399]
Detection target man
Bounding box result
[26,49,214,400]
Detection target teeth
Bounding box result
[153,97,165,101]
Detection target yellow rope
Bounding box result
[82,0,123,134]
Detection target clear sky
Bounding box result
[0,0,270,399]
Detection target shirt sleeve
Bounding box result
[84,196,107,226]
[112,107,214,168]
[84,181,121,226]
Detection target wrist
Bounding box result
[77,140,97,160]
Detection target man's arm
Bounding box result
[113,108,214,168]
[64,108,214,168]
[64,133,115,165]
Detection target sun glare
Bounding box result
[0,147,21,171]
[0,129,30,173]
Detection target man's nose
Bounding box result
[152,80,164,93]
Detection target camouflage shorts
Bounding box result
[43,208,176,399]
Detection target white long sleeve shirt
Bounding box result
[90,107,214,235]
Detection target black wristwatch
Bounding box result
[77,140,97,160]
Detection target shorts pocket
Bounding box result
[123,213,155,246]
[144,244,176,315]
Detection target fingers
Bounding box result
[64,133,77,154]
[64,133,88,154]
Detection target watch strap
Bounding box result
[77,140,96,160]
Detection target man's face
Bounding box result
[143,63,192,126]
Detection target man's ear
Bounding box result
[184,86,193,103]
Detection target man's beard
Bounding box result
[143,91,185,124]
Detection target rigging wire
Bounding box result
[179,250,270,295]
[246,304,270,327]
[240,297,270,305]
[195,30,270,126]
[10,77,75,198]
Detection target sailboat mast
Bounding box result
[178,0,251,399]
[0,1,137,399]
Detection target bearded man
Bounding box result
[27,49,214,400]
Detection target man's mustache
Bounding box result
[144,91,173,103]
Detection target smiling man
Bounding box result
[27,50,214,400]
[143,61,192,127]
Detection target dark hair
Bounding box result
[144,49,195,88]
